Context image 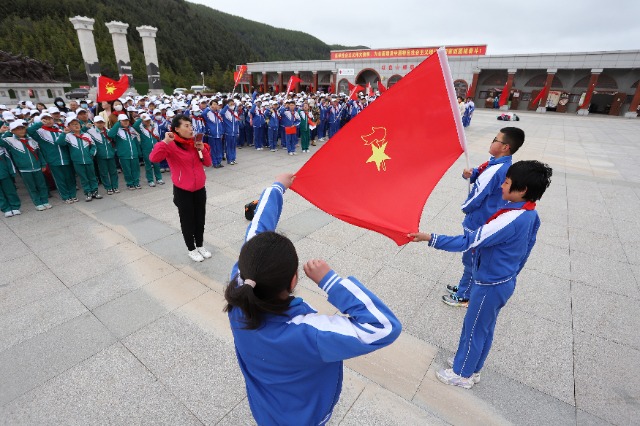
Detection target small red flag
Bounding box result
[578,83,596,108]
[286,75,302,94]
[530,86,548,107]
[366,82,373,97]
[234,65,247,89]
[498,81,509,107]
[97,75,129,102]
[377,80,387,94]
[347,82,364,100]
[291,48,467,245]
[328,84,335,94]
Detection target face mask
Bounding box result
[193,111,201,117]
[56,101,64,107]
[229,105,235,111]
[155,115,163,121]
[81,104,88,108]
[114,105,123,111]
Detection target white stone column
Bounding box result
[105,21,137,95]
[69,16,100,97]
[136,26,164,95]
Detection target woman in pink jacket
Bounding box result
[150,114,213,262]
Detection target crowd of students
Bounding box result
[0,89,377,216]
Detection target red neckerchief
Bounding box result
[214,111,222,121]
[485,201,536,224]
[145,124,160,141]
[477,161,489,174]
[41,125,61,133]
[74,133,92,145]
[19,137,38,160]
[173,133,195,146]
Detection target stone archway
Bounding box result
[356,68,381,87]
[388,74,402,88]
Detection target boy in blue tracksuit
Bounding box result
[409,160,552,389]
[249,100,266,150]
[220,99,240,165]
[279,101,300,155]
[225,173,401,425]
[328,98,342,139]
[443,127,525,307]
[264,101,280,152]
[203,100,225,168]
[318,98,330,140]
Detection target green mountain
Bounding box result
[0,0,368,90]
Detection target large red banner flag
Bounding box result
[286,75,302,94]
[498,81,509,106]
[291,48,467,245]
[97,75,129,102]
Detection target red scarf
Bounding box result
[42,125,60,133]
[74,133,92,145]
[476,161,489,175]
[19,137,38,160]
[485,201,536,224]
[173,133,194,146]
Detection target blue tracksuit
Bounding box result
[328,104,343,138]
[237,107,247,147]
[221,104,240,163]
[250,104,266,149]
[265,108,280,151]
[204,107,225,166]
[430,201,539,378]
[279,108,300,154]
[456,156,512,299]
[228,182,401,426]
[319,104,330,138]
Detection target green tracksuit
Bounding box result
[87,127,118,191]
[0,132,49,206]
[0,147,20,212]
[108,121,141,187]
[133,119,162,184]
[28,122,77,201]
[298,110,311,150]
[56,132,98,195]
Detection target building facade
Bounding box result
[240,46,640,117]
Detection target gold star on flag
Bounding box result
[366,142,391,171]
[105,83,116,95]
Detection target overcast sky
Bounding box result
[191,0,639,55]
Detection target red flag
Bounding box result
[377,79,387,94]
[234,65,247,89]
[291,48,466,245]
[366,82,373,97]
[274,84,280,93]
[530,86,548,107]
[579,84,596,108]
[347,82,364,100]
[466,84,472,98]
[286,75,302,94]
[97,75,129,102]
[498,81,510,107]
[328,84,335,94]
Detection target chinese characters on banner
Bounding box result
[330,45,487,60]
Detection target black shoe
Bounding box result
[446,285,458,295]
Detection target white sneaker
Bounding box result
[447,357,481,383]
[149,181,156,187]
[188,249,204,262]
[196,246,212,259]
[35,205,46,211]
[436,368,475,389]
[157,180,165,185]
[12,209,21,215]
[4,211,14,217]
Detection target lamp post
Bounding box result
[66,64,71,82]
[201,71,205,88]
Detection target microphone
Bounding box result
[195,133,204,162]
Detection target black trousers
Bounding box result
[173,185,206,251]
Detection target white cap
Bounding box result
[137,108,146,114]
[191,105,201,112]
[117,114,129,121]
[126,106,136,112]
[65,116,79,126]
[26,101,36,109]
[166,110,175,118]
[141,113,151,121]
[21,108,30,115]
[0,104,7,110]
[93,116,105,123]
[76,108,86,114]
[48,107,60,114]
[40,112,52,119]
[153,109,162,115]
[9,120,25,131]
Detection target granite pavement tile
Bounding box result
[0,253,48,286]
[569,249,639,298]
[0,268,67,316]
[0,343,201,425]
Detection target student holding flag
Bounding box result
[220,99,240,165]
[279,100,300,155]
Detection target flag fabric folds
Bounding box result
[530,86,548,107]
[498,81,509,106]
[97,75,129,102]
[233,65,247,89]
[347,81,364,100]
[291,48,467,245]
[286,75,302,94]
[377,79,387,94]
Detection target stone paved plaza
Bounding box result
[1,109,639,425]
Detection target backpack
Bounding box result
[244,200,259,221]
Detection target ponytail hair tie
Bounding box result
[244,279,257,288]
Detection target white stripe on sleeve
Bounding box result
[460,164,502,209]
[469,210,525,249]
[246,187,273,241]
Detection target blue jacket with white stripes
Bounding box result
[430,201,540,285]
[228,182,402,426]
[461,156,512,231]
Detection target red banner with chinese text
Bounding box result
[331,45,487,60]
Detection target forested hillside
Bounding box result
[0,0,367,90]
